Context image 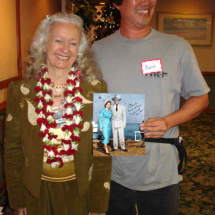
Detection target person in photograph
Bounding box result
[99,100,112,155]
[111,95,127,152]
[4,13,111,215]
[93,0,209,214]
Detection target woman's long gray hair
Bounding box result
[25,13,102,82]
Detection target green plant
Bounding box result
[67,0,97,31]
[94,3,120,41]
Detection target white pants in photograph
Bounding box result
[112,126,125,149]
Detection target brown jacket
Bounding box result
[4,78,112,212]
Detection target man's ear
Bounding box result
[113,3,120,10]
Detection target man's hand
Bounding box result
[140,118,168,138]
[12,208,27,215]
[139,94,209,139]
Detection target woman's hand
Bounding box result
[12,208,27,215]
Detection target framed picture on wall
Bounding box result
[157,12,213,46]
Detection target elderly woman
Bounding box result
[4,13,111,215]
[99,100,112,155]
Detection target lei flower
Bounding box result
[35,67,83,168]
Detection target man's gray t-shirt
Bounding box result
[93,29,210,191]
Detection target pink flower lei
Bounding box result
[34,67,83,168]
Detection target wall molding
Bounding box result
[0,101,6,111]
[206,108,215,112]
[202,71,215,75]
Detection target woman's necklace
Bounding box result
[51,83,66,108]
[34,67,83,168]
[53,94,63,98]
[50,82,67,92]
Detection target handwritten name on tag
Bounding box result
[141,59,163,75]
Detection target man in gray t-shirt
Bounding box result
[93,0,210,214]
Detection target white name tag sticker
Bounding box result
[140,59,163,75]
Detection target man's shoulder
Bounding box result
[93,31,118,48]
[152,28,190,46]
[119,104,125,109]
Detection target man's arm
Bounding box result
[140,94,209,138]
[122,106,126,128]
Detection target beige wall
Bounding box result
[151,0,215,72]
[0,1,18,82]
[20,0,61,72]
[0,0,61,108]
